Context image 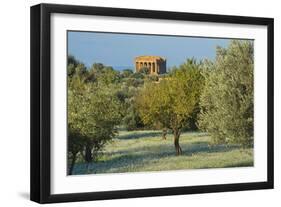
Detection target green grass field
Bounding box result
[72,130,253,175]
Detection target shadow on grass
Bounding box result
[74,145,176,174]
[184,142,240,156]
[117,130,207,140]
[117,131,163,140]
[73,140,245,175]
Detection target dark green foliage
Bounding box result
[139,67,150,74]
[122,95,144,131]
[130,72,145,80]
[123,108,144,130]
[75,63,87,76]
[87,63,121,85]
[148,75,159,82]
[91,63,104,71]
[121,69,134,78]
[68,55,80,66]
[67,55,83,77]
[118,83,145,131]
[183,103,201,131]
[125,78,144,88]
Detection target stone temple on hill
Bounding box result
[134,56,166,75]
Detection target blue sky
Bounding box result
[68,31,230,70]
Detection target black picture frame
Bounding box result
[30,3,274,204]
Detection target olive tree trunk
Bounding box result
[173,128,182,155]
[162,128,167,140]
[68,152,77,175]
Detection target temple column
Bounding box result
[155,61,158,73]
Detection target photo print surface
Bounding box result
[67,31,254,175]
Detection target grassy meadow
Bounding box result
[72,130,253,175]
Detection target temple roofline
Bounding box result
[135,55,166,61]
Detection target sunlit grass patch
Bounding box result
[72,130,253,175]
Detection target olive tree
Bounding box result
[199,40,254,147]
[67,76,123,174]
[136,60,204,155]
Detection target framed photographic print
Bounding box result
[30,3,274,203]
